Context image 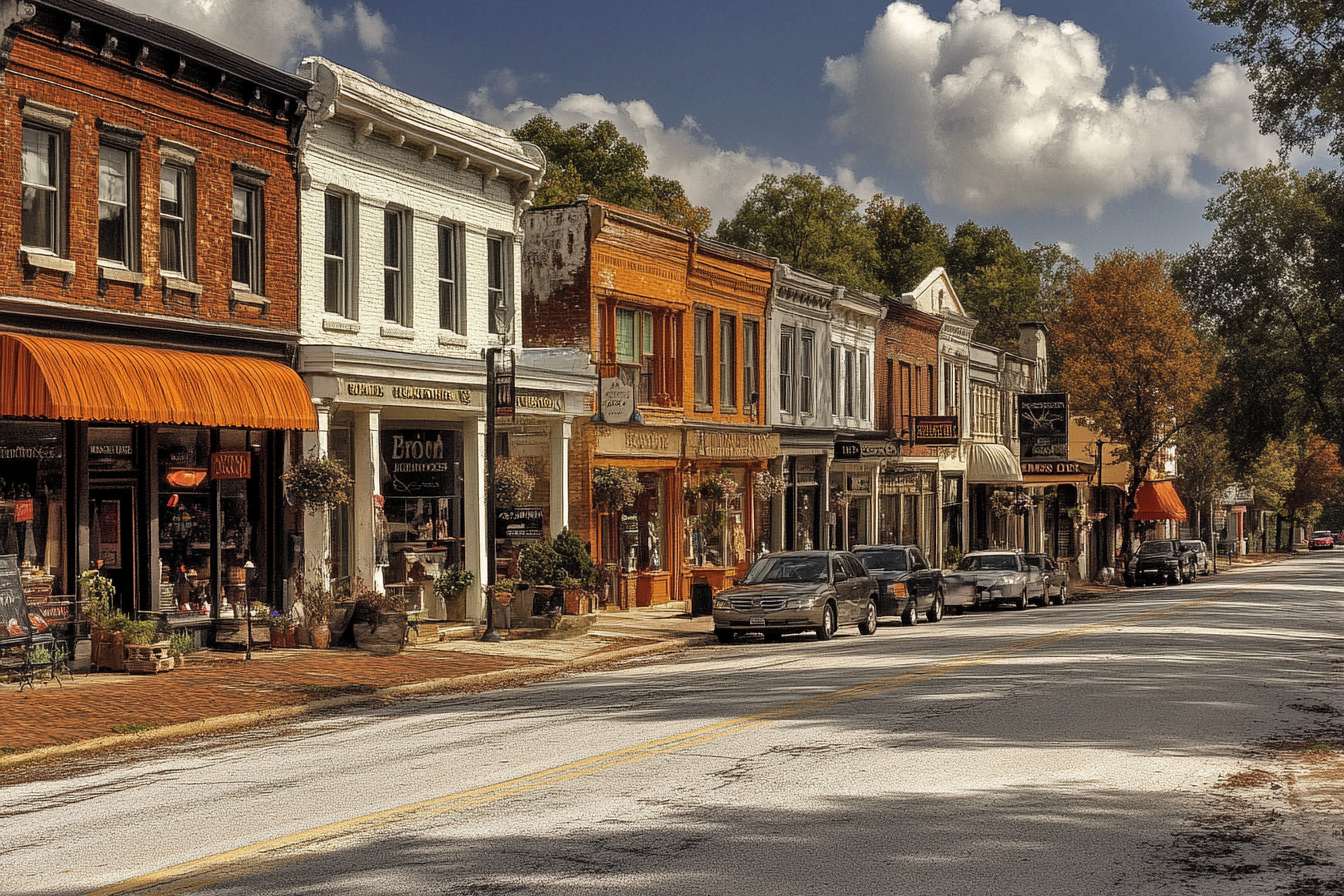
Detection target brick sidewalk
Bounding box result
[0,647,539,755]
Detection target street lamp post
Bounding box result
[481,347,502,643]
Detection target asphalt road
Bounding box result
[4,553,1341,896]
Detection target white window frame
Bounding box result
[323,191,351,317]
[859,351,869,422]
[779,326,796,415]
[438,221,463,332]
[844,348,856,418]
[799,329,815,417]
[97,143,136,268]
[231,181,262,292]
[21,124,63,256]
[383,208,410,326]
[487,232,512,335]
[159,162,194,280]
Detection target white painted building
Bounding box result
[826,288,882,550]
[293,58,592,622]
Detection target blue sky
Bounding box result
[141,0,1274,266]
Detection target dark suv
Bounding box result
[1127,539,1197,586]
[851,544,946,624]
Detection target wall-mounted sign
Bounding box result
[835,439,903,461]
[686,429,780,460]
[834,440,860,461]
[515,391,564,413]
[381,429,456,497]
[1022,460,1087,479]
[340,379,481,409]
[1018,393,1069,461]
[599,377,635,425]
[594,426,679,459]
[1221,484,1254,506]
[210,450,253,480]
[496,506,544,540]
[913,416,960,446]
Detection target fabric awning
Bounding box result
[1133,479,1188,522]
[967,441,1023,484]
[0,333,316,430]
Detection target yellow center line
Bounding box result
[88,592,1219,896]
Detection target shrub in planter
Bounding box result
[80,569,117,632]
[302,581,335,649]
[494,456,537,508]
[435,566,474,621]
[553,528,599,589]
[169,633,196,667]
[282,454,353,511]
[122,619,161,646]
[519,539,565,589]
[352,583,410,656]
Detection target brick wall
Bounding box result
[878,301,941,456]
[521,204,593,352]
[0,25,301,332]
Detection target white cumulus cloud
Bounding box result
[470,87,886,223]
[823,0,1279,218]
[352,1,392,53]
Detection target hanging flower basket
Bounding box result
[1011,494,1035,516]
[753,470,788,501]
[593,466,642,512]
[494,456,537,508]
[698,471,739,503]
[282,455,353,510]
[990,489,1016,518]
[829,489,852,514]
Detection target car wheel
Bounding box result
[900,597,919,626]
[815,603,837,641]
[1014,591,1028,610]
[1035,585,1050,608]
[1167,571,1180,586]
[763,630,784,643]
[926,591,945,623]
[858,600,878,635]
[714,628,735,644]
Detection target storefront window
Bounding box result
[619,472,666,573]
[942,475,964,562]
[328,424,353,591]
[686,467,746,568]
[380,428,464,609]
[0,422,66,599]
[158,427,214,613]
[217,430,268,612]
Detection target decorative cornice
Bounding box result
[0,0,36,71]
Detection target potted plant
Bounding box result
[697,470,739,504]
[492,578,519,607]
[123,619,173,674]
[169,633,196,668]
[351,583,410,656]
[494,456,537,508]
[554,529,599,613]
[282,453,354,511]
[302,580,335,649]
[434,566,475,621]
[519,539,565,614]
[81,569,120,671]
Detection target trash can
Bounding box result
[691,581,714,617]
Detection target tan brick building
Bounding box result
[0,0,312,644]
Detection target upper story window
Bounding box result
[844,348,856,418]
[323,192,350,317]
[98,144,135,268]
[778,326,795,415]
[383,209,409,326]
[719,314,737,410]
[616,306,656,403]
[231,182,262,292]
[743,319,759,412]
[830,346,839,417]
[488,233,512,335]
[159,164,194,280]
[22,125,62,255]
[799,329,815,416]
[859,351,870,421]
[439,223,463,332]
[693,309,713,409]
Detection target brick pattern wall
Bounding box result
[521,204,593,352]
[877,301,941,456]
[1,27,301,331]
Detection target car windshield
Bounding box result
[856,550,907,572]
[1137,542,1174,557]
[958,554,1018,571]
[743,555,828,584]
[1314,531,1332,538]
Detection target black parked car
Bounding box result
[851,544,946,624]
[1127,539,1197,586]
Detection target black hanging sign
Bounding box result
[494,350,516,418]
[496,506,544,540]
[382,430,455,497]
[1018,393,1069,461]
[0,555,28,640]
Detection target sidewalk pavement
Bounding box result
[0,608,714,769]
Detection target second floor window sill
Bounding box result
[21,250,75,286]
[229,289,270,314]
[98,264,146,298]
[380,323,416,340]
[437,332,468,348]
[322,315,360,334]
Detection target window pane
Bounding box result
[385,271,400,322]
[324,193,344,257]
[439,225,458,330]
[640,311,654,356]
[384,212,400,268]
[232,187,252,235]
[232,235,251,285]
[98,203,126,262]
[22,187,54,250]
[160,219,183,274]
[616,309,636,362]
[22,128,54,187]
[324,258,344,312]
[488,236,503,289]
[160,168,180,215]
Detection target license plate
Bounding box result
[749,616,766,626]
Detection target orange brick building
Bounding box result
[523,199,776,606]
[0,0,312,642]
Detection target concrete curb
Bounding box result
[0,634,710,773]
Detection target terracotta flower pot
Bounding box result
[309,625,331,649]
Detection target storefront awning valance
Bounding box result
[0,333,316,430]
[1133,479,1188,522]
[967,441,1023,484]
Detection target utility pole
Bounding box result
[481,347,501,643]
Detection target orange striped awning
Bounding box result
[0,333,316,430]
[1133,479,1188,522]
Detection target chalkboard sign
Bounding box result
[0,554,29,640]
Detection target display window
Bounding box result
[379,427,464,607]
[158,426,214,614]
[617,472,666,573]
[686,466,746,568]
[0,421,66,600]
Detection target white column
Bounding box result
[300,402,332,596]
[352,409,379,592]
[549,417,571,535]
[867,462,881,545]
[368,410,383,592]
[463,416,488,622]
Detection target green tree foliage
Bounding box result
[716,173,879,293]
[1173,164,1344,463]
[944,222,1044,348]
[1193,0,1344,159]
[1175,419,1234,541]
[513,116,710,234]
[864,196,949,296]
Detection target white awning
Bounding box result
[968,442,1023,484]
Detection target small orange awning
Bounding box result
[1133,479,1188,522]
[0,333,315,430]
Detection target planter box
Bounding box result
[214,619,272,650]
[124,642,175,674]
[563,591,594,615]
[352,611,408,656]
[91,631,125,672]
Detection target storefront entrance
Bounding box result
[90,484,137,615]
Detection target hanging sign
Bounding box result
[1018,393,1069,461]
[381,429,455,497]
[493,351,516,418]
[600,377,635,425]
[496,506,544,540]
[913,416,959,446]
[210,451,253,480]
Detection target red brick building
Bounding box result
[0,0,313,644]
